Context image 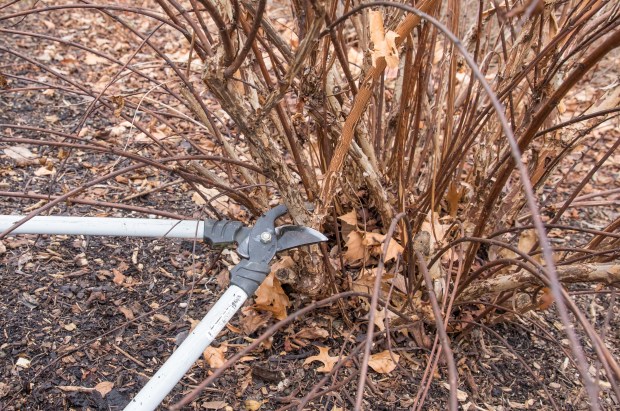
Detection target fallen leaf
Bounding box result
[345,231,404,263]
[295,326,329,340]
[187,317,200,332]
[351,267,378,294]
[337,210,357,226]
[94,381,114,397]
[363,232,403,262]
[441,383,468,401]
[303,346,339,373]
[244,400,264,411]
[372,307,398,332]
[368,350,399,374]
[118,306,134,320]
[192,185,229,211]
[239,307,271,334]
[63,323,77,331]
[152,313,170,324]
[34,166,56,176]
[254,272,290,320]
[112,95,125,117]
[204,345,227,368]
[0,382,9,398]
[109,124,126,137]
[4,146,35,163]
[202,401,228,410]
[518,229,537,254]
[84,53,108,65]
[112,269,125,285]
[45,114,59,124]
[344,231,366,262]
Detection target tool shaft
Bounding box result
[0,215,204,239]
[124,285,248,410]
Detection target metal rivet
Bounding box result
[260,232,272,243]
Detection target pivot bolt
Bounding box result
[260,231,272,243]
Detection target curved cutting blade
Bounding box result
[275,225,328,253]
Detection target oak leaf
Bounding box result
[303,346,339,373]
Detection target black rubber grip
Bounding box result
[203,219,245,246]
[229,260,271,295]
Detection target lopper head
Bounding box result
[203,205,327,295]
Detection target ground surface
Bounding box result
[1,2,619,410]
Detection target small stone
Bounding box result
[549,382,561,389]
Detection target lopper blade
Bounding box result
[275,225,328,252]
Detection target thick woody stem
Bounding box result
[459,263,620,302]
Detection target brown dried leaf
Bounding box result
[202,401,228,410]
[362,232,385,247]
[344,231,366,262]
[295,326,329,340]
[4,146,35,162]
[372,307,398,332]
[254,272,290,320]
[33,165,56,176]
[63,322,77,331]
[351,267,378,294]
[363,232,404,262]
[441,383,469,401]
[84,53,107,65]
[518,230,537,254]
[337,210,357,226]
[368,350,399,374]
[94,381,114,397]
[118,306,134,321]
[244,400,264,411]
[0,382,9,398]
[112,269,125,285]
[303,346,339,373]
[239,307,271,334]
[152,313,170,324]
[203,344,227,368]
